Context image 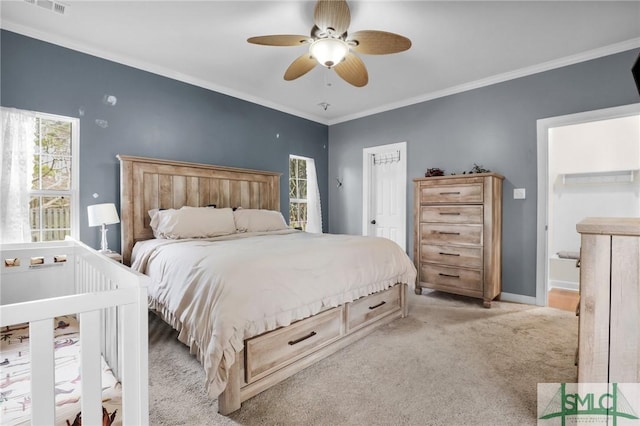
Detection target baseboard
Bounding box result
[500,292,537,305]
[549,280,579,292]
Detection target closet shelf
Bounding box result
[561,169,638,185]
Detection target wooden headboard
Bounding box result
[118,155,281,265]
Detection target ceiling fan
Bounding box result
[247,0,411,87]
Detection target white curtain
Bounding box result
[1,108,35,243]
[305,158,323,233]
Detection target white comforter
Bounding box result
[131,230,416,398]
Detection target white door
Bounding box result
[362,142,407,250]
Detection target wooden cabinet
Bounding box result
[413,173,503,307]
[576,217,640,383]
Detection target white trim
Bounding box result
[362,150,372,235]
[549,280,580,292]
[500,292,537,306]
[71,116,80,241]
[362,141,407,251]
[3,20,638,126]
[535,103,640,306]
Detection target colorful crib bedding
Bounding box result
[0,316,122,426]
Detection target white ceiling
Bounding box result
[2,1,639,125]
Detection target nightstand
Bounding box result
[103,251,123,263]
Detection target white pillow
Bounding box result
[150,206,236,239]
[233,209,288,232]
[148,208,159,220]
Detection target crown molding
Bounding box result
[0,21,329,125]
[3,21,638,127]
[328,37,640,125]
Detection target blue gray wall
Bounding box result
[3,29,638,299]
[1,30,329,252]
[328,48,640,298]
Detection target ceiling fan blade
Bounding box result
[348,30,412,55]
[333,53,368,87]
[247,35,311,47]
[313,0,351,35]
[284,53,318,81]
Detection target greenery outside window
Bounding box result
[30,115,79,241]
[289,156,308,230]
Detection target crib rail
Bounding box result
[0,238,149,425]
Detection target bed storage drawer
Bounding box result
[245,307,343,383]
[346,285,401,332]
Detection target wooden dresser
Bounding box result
[413,173,504,307]
[576,217,640,383]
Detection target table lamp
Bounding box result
[87,203,120,253]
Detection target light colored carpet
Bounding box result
[148,291,578,425]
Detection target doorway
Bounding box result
[362,141,407,250]
[535,103,640,306]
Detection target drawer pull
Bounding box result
[4,258,20,267]
[439,252,460,256]
[439,273,460,278]
[439,212,461,215]
[437,231,460,235]
[288,331,317,346]
[369,301,387,310]
[439,191,461,195]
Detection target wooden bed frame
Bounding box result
[118,154,409,415]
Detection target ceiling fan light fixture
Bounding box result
[309,38,349,68]
[248,0,410,87]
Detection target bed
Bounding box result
[0,239,149,425]
[118,154,417,415]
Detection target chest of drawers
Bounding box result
[413,173,504,307]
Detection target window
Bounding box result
[0,108,79,243]
[289,155,322,233]
[30,115,78,241]
[289,156,308,230]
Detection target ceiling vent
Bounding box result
[23,0,68,16]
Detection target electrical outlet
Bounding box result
[514,188,526,199]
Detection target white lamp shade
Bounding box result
[87,203,120,227]
[309,38,349,68]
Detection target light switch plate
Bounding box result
[514,188,526,199]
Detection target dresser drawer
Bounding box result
[420,223,483,246]
[420,184,483,204]
[245,307,343,383]
[420,264,483,294]
[420,244,483,269]
[347,285,401,332]
[420,205,483,224]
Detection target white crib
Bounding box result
[0,238,149,425]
